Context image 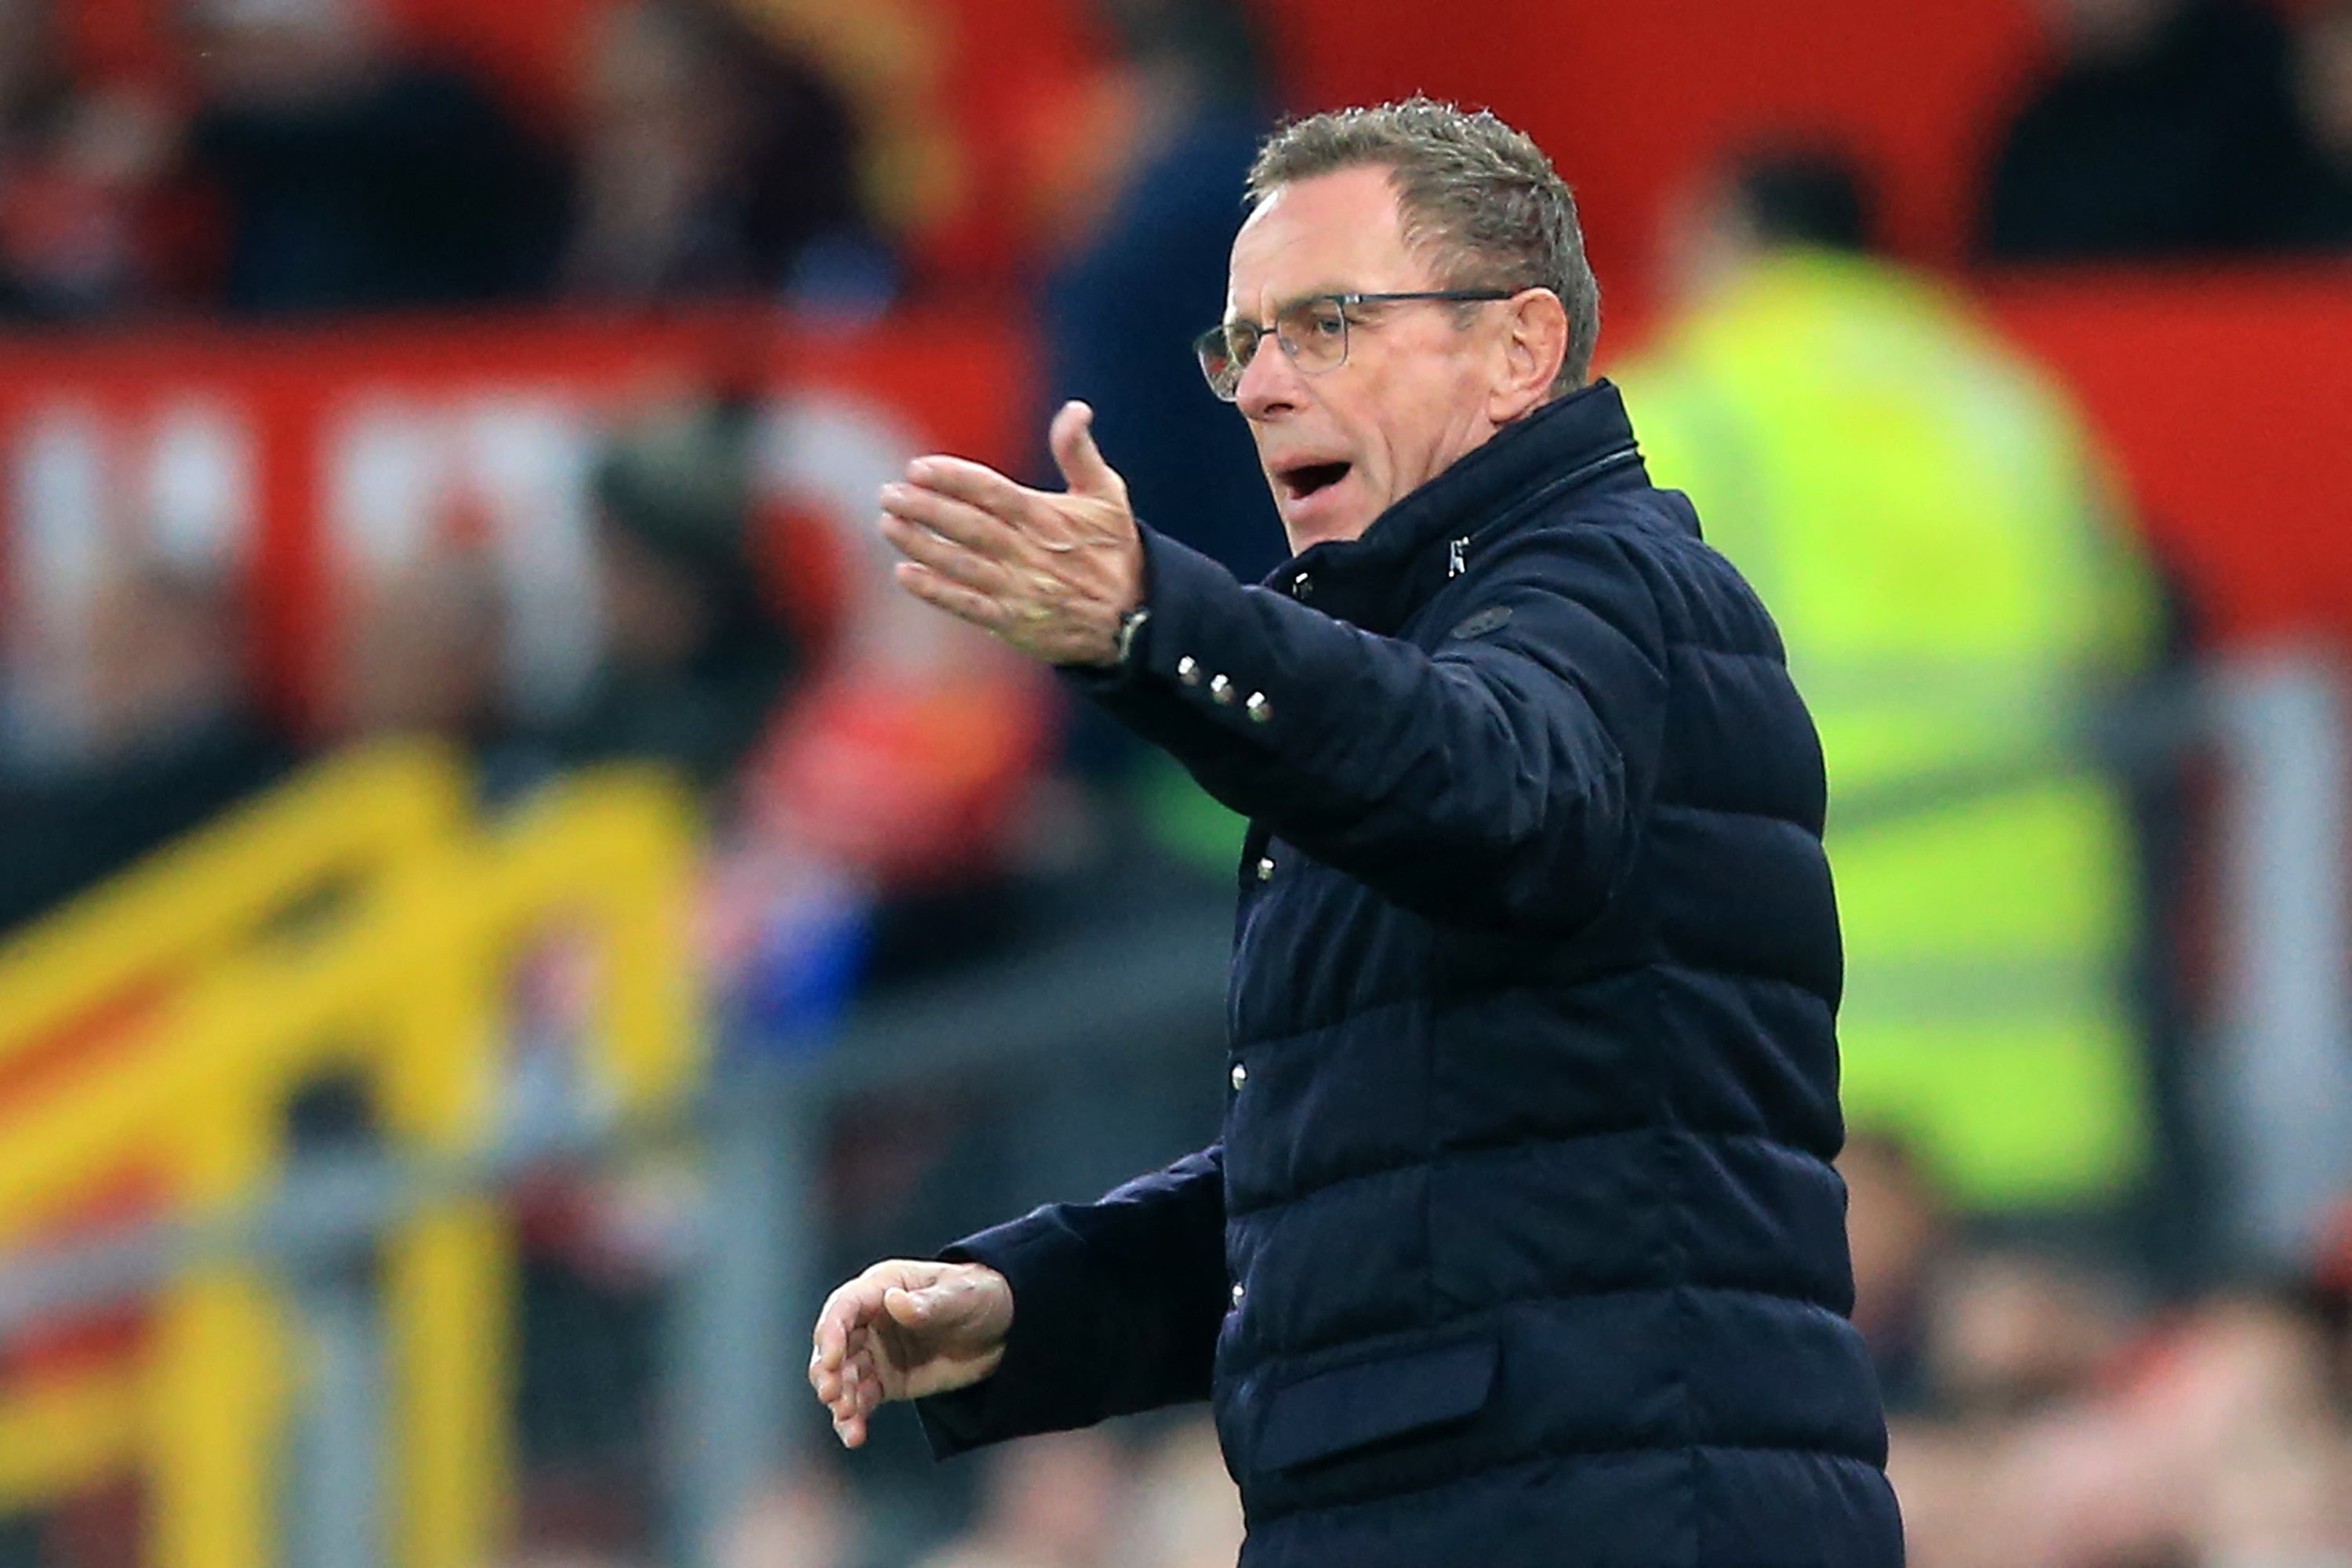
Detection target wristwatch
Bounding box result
[1113,604,1152,668]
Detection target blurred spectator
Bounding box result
[180,0,558,315]
[561,0,888,310]
[1842,1131,1955,1414]
[0,0,170,319]
[1126,1417,1244,1568]
[912,1429,1126,1568]
[1980,0,2307,260]
[548,391,803,793]
[0,561,296,929]
[1926,1247,2140,1419]
[1620,149,2166,1221]
[332,552,510,741]
[2281,1,2352,247]
[1036,0,1280,586]
[326,551,556,801]
[716,1468,857,1568]
[1967,1290,2350,1566]
[1032,0,1276,868]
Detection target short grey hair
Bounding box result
[1247,97,1601,394]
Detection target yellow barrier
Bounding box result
[0,742,471,1069]
[0,746,702,1568]
[0,1368,143,1504]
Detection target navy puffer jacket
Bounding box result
[918,382,1904,1567]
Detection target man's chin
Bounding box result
[1277,486,1375,555]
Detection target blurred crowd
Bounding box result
[0,0,2349,331]
[691,1419,1243,1568]
[1846,1133,2352,1568]
[3,0,2352,1565]
[0,0,882,320]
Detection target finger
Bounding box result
[886,1280,971,1329]
[881,481,1024,560]
[819,1308,861,1361]
[895,561,1013,631]
[811,1312,847,1371]
[907,455,1037,521]
[878,512,1018,597]
[894,1260,948,1291]
[818,1335,859,1400]
[1048,401,1123,501]
[816,1343,862,1402]
[811,1285,877,1370]
[839,1355,880,1421]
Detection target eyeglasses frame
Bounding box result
[1193,289,1519,402]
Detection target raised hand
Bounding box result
[877,400,1145,666]
[807,1258,1014,1448]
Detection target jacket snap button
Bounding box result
[1291,571,1312,600]
[1230,1283,1246,1306]
[1255,857,1275,882]
[1230,1062,1248,1091]
[1245,692,1272,724]
[1176,655,1202,686]
[1209,673,1236,705]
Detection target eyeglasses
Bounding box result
[1193,290,1515,402]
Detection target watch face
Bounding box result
[1117,606,1151,665]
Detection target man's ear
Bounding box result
[1489,289,1570,422]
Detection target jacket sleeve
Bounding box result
[1076,523,1669,934]
[914,1144,1228,1457]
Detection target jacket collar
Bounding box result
[1260,379,1649,635]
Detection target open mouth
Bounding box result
[1279,461,1352,502]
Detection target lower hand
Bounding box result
[807,1258,1013,1448]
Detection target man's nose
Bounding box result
[1234,336,1306,420]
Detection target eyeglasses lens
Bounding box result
[1196,299,1352,401]
[1283,299,1348,375]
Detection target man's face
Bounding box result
[1225,166,1516,555]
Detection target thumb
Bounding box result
[1048,401,1123,501]
[884,1282,953,1328]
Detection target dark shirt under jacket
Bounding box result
[917,383,1902,1566]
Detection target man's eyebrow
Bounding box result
[1222,287,1354,329]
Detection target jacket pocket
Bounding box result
[1256,1334,1500,1472]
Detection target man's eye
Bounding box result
[1305,307,1346,338]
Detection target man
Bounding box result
[811,100,1903,1563]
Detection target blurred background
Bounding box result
[0,0,2350,1564]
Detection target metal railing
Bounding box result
[0,742,701,1568]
